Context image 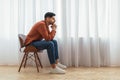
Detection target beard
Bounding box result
[49,22,54,25]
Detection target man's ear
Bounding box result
[46,17,49,21]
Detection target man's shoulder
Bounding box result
[32,20,46,29]
[36,20,46,25]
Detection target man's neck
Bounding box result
[45,20,50,26]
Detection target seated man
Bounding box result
[25,12,66,74]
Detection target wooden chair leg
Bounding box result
[34,53,39,72]
[24,53,28,68]
[36,52,43,68]
[18,53,26,72]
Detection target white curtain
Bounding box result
[0,0,19,65]
[0,0,120,67]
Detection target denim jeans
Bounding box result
[30,40,59,64]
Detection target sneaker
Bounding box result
[50,66,66,74]
[57,63,67,69]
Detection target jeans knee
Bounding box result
[52,40,57,44]
[48,41,54,48]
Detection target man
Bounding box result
[25,12,66,74]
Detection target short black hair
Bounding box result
[44,12,56,19]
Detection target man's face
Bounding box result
[47,16,56,25]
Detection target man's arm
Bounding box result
[38,23,56,41]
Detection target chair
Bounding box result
[18,34,43,72]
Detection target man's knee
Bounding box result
[47,41,54,48]
[52,40,57,44]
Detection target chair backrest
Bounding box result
[18,34,26,49]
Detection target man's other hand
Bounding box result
[51,24,57,31]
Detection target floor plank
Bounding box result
[0,66,120,80]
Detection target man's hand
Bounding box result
[51,24,57,31]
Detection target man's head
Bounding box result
[44,12,56,25]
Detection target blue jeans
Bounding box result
[30,40,59,64]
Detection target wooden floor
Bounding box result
[0,66,120,80]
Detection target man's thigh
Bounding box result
[30,40,53,50]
